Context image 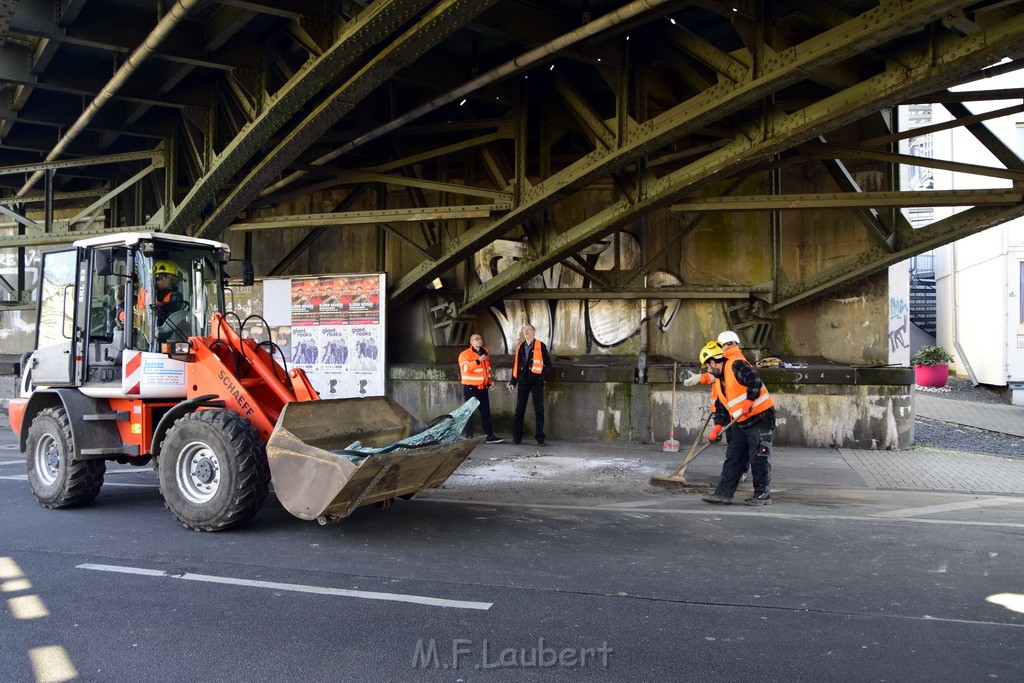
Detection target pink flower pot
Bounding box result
[914,364,949,388]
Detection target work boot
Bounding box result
[485,435,504,444]
[536,438,546,447]
[745,491,772,506]
[701,493,735,505]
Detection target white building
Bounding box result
[902,69,1024,405]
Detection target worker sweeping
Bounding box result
[698,340,777,506]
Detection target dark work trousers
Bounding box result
[462,384,493,438]
[714,413,774,498]
[512,379,545,443]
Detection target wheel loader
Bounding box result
[7,232,479,531]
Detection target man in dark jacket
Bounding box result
[508,323,552,446]
[698,340,777,506]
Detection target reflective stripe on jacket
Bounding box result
[459,346,492,388]
[512,339,544,378]
[721,356,774,422]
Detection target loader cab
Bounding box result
[30,233,230,390]
[127,242,226,352]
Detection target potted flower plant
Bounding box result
[912,344,955,388]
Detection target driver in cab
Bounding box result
[152,260,185,325]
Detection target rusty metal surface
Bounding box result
[265,397,481,522]
[3,1,1024,317]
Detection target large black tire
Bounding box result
[159,409,270,532]
[25,406,105,508]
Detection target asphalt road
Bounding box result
[1,428,1022,682]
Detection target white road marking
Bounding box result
[78,563,492,611]
[601,499,665,508]
[0,460,24,466]
[0,475,157,487]
[420,498,1024,529]
[873,497,1024,518]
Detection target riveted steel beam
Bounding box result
[804,141,1024,181]
[670,189,1023,211]
[0,149,163,176]
[0,224,159,248]
[369,130,511,173]
[163,0,435,235]
[857,102,1024,147]
[391,0,971,304]
[503,286,767,300]
[190,0,501,241]
[229,204,509,231]
[330,170,512,201]
[942,101,1024,171]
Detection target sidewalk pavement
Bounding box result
[916,392,1024,438]
[441,394,1024,504]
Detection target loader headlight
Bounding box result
[161,341,193,356]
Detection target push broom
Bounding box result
[650,415,737,489]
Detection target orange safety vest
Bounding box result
[512,339,544,378]
[718,356,774,423]
[459,346,492,388]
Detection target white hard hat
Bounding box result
[717,330,741,345]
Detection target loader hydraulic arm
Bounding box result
[185,313,319,440]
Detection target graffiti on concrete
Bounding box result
[474,232,681,352]
[888,296,909,352]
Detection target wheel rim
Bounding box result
[176,441,221,504]
[33,434,60,486]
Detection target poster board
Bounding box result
[261,273,385,399]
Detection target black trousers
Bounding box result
[462,385,494,438]
[512,380,545,442]
[714,414,774,498]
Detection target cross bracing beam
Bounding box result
[188,0,501,240]
[391,0,973,304]
[451,6,1024,313]
[163,0,437,235]
[500,285,771,300]
[670,189,1023,211]
[229,204,509,231]
[3,0,1024,322]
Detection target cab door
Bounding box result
[31,248,81,386]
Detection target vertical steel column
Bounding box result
[43,169,54,233]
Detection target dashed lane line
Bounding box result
[77,563,493,611]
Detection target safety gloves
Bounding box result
[708,424,724,442]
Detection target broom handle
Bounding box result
[671,410,710,476]
[670,362,677,438]
[676,417,738,477]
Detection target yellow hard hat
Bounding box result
[154,260,178,277]
[699,340,725,366]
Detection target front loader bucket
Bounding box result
[266,397,480,523]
